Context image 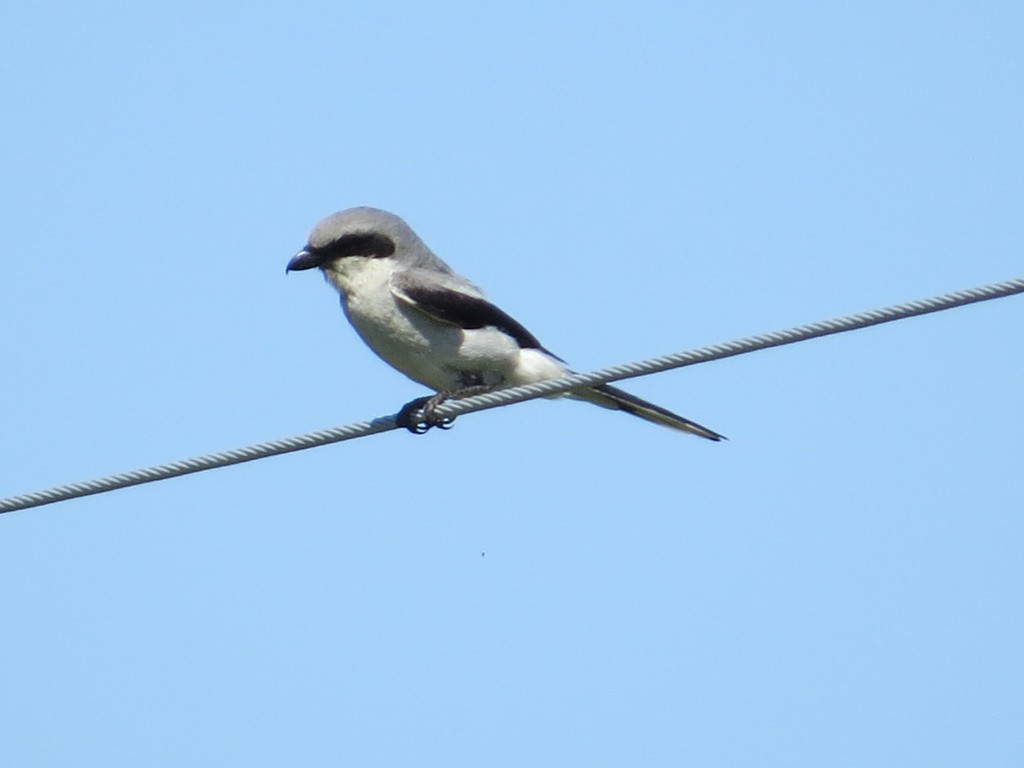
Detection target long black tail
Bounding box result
[568,383,725,440]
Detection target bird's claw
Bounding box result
[396,394,456,434]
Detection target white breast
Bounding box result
[323,259,527,392]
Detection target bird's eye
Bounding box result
[322,233,396,259]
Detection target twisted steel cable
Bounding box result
[2,277,1021,514]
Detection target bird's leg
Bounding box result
[420,392,455,431]
[395,395,440,434]
[395,386,497,434]
[396,393,457,433]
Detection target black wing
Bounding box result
[391,270,552,353]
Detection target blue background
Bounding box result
[2,2,1022,765]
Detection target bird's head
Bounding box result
[287,206,442,281]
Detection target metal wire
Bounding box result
[2,277,1021,515]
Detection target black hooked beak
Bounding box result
[286,248,323,273]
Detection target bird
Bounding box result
[287,206,724,440]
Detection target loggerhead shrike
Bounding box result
[287,207,723,440]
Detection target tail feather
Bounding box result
[568,384,725,441]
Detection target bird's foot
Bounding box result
[395,394,456,434]
[395,386,496,434]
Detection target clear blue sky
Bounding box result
[2,2,1022,766]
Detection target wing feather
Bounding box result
[391,270,552,353]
